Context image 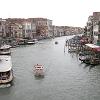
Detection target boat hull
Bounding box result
[34,72,44,77]
[0,52,11,55]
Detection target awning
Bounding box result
[85,44,100,52]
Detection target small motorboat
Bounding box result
[33,64,44,77]
[55,41,58,44]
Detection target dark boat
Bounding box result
[55,41,58,44]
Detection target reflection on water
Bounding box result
[89,65,96,71]
[34,76,45,80]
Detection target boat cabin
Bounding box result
[34,64,44,76]
[0,56,13,84]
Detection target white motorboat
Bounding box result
[0,45,11,55]
[27,39,38,45]
[27,40,35,45]
[33,64,44,76]
[0,56,13,84]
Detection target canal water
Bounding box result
[0,36,100,100]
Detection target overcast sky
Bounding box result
[0,0,100,27]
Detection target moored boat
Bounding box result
[0,45,11,55]
[27,39,38,45]
[27,40,35,45]
[0,56,13,84]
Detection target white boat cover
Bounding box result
[0,45,11,49]
[0,56,12,72]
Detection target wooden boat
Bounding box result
[0,45,11,55]
[0,56,13,84]
[33,64,44,76]
[17,39,27,45]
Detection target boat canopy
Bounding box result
[85,44,100,52]
[0,56,12,72]
[0,45,11,49]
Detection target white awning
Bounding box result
[85,43,100,48]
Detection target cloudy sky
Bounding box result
[0,0,100,27]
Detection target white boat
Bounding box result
[33,64,44,76]
[27,39,38,45]
[0,56,13,84]
[0,45,11,55]
[32,39,38,43]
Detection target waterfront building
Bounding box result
[5,18,23,38]
[47,19,53,38]
[0,18,6,38]
[64,26,71,36]
[22,19,36,39]
[52,25,58,37]
[56,26,64,37]
[52,25,84,37]
[86,16,93,37]
[86,12,100,44]
[33,18,53,39]
[0,17,83,40]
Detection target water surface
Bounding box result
[0,36,100,100]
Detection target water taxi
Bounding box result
[0,56,13,84]
[0,45,11,55]
[33,64,44,76]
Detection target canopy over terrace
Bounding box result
[85,44,100,52]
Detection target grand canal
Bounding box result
[0,36,100,100]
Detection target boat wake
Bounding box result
[0,83,11,88]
